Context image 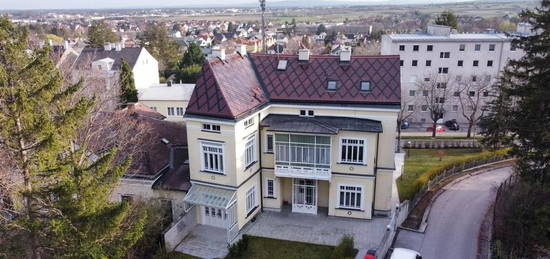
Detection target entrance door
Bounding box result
[201,206,229,229]
[292,178,317,214]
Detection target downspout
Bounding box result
[258,113,264,212]
[372,132,380,216]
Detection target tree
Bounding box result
[0,18,145,258]
[87,21,118,48]
[119,59,138,104]
[416,73,453,137]
[227,22,235,33]
[456,74,492,138]
[324,30,337,45]
[479,72,514,150]
[397,95,417,152]
[316,24,326,35]
[175,64,202,83]
[179,42,205,68]
[301,35,312,49]
[435,11,458,30]
[141,24,181,72]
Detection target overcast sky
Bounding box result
[0,0,470,10]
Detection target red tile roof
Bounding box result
[185,54,401,119]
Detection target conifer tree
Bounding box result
[435,11,458,29]
[0,18,145,258]
[87,21,118,48]
[120,59,138,104]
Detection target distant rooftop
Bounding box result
[386,23,511,42]
[138,83,195,102]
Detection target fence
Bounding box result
[402,139,481,149]
[163,205,197,251]
[375,202,409,258]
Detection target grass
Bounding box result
[229,235,356,259]
[397,148,483,201]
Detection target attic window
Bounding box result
[277,60,288,71]
[360,81,372,91]
[327,81,337,90]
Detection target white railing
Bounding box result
[274,165,331,180]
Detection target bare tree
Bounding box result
[416,73,453,137]
[457,74,492,138]
[397,94,417,152]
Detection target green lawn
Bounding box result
[397,149,483,201]
[230,236,355,259]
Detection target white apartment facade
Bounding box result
[381,24,526,127]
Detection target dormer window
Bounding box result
[277,59,288,71]
[360,81,372,91]
[327,80,337,90]
[299,110,314,117]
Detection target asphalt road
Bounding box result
[394,166,513,259]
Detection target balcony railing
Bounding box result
[274,135,331,180]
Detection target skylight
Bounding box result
[360,81,372,91]
[327,80,337,90]
[277,60,288,71]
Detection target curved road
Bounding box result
[394,166,513,259]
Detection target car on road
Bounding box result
[400,121,410,129]
[444,119,460,131]
[426,125,445,132]
[390,248,422,259]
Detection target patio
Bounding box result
[243,206,390,250]
[174,224,229,259]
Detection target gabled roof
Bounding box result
[74,47,143,70]
[185,54,401,119]
[185,55,268,119]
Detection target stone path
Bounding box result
[174,224,229,259]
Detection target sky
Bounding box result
[0,0,472,10]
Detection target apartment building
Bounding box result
[180,49,401,242]
[381,24,525,126]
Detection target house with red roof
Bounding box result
[173,47,401,254]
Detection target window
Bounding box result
[360,81,371,91]
[475,44,481,51]
[299,110,314,117]
[412,60,418,66]
[176,107,185,116]
[472,75,477,82]
[438,67,449,74]
[473,60,479,67]
[202,123,221,132]
[407,105,414,111]
[245,135,256,167]
[425,60,432,66]
[485,75,491,82]
[427,45,433,51]
[459,44,465,51]
[340,138,366,164]
[338,185,363,210]
[266,179,275,197]
[413,45,419,51]
[399,45,405,51]
[150,106,157,111]
[409,90,416,96]
[457,60,463,67]
[421,118,426,123]
[453,105,459,111]
[469,91,475,97]
[456,75,462,82]
[483,91,489,97]
[400,60,404,66]
[244,117,254,128]
[201,141,224,174]
[246,185,257,213]
[422,90,429,96]
[454,91,460,97]
[436,97,445,103]
[424,77,430,82]
[437,82,447,88]
[487,60,493,67]
[167,107,175,116]
[327,80,337,90]
[409,76,417,83]
[277,59,288,70]
[266,134,274,153]
[439,52,450,58]
[489,44,495,51]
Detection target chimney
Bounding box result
[115,43,122,51]
[298,49,310,62]
[63,40,69,50]
[212,48,226,60]
[103,42,111,51]
[340,48,352,62]
[236,44,247,56]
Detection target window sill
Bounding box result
[201,130,221,134]
[337,162,367,166]
[200,170,225,175]
[264,151,274,154]
[335,207,364,212]
[245,205,259,218]
[263,196,277,199]
[245,161,258,171]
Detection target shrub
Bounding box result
[227,234,249,258]
[331,235,355,259]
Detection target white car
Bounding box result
[390,248,422,259]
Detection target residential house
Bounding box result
[138,83,195,122]
[180,48,401,242]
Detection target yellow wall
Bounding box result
[374,169,394,211]
[235,172,262,229]
[140,100,188,122]
[328,175,375,219]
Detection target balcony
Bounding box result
[274,134,332,181]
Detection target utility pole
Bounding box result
[259,0,267,53]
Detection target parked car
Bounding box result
[444,119,460,131]
[426,125,445,132]
[400,121,410,130]
[390,248,422,259]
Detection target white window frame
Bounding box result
[167,107,175,116]
[202,123,221,133]
[337,184,364,210]
[176,107,185,116]
[265,133,274,153]
[244,117,254,128]
[339,137,367,165]
[246,185,257,213]
[244,135,256,167]
[200,141,225,174]
[265,178,275,198]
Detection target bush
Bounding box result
[227,234,249,258]
[331,235,355,259]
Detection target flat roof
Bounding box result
[138,84,195,101]
[386,33,510,42]
[260,114,383,135]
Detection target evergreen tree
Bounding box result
[175,64,202,84]
[316,24,327,35]
[141,24,181,71]
[119,59,138,104]
[227,22,234,32]
[87,21,118,48]
[435,11,458,29]
[179,43,205,68]
[479,71,514,150]
[0,18,145,258]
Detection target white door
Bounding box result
[201,206,229,229]
[292,178,317,214]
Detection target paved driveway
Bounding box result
[244,207,389,250]
[394,166,513,259]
